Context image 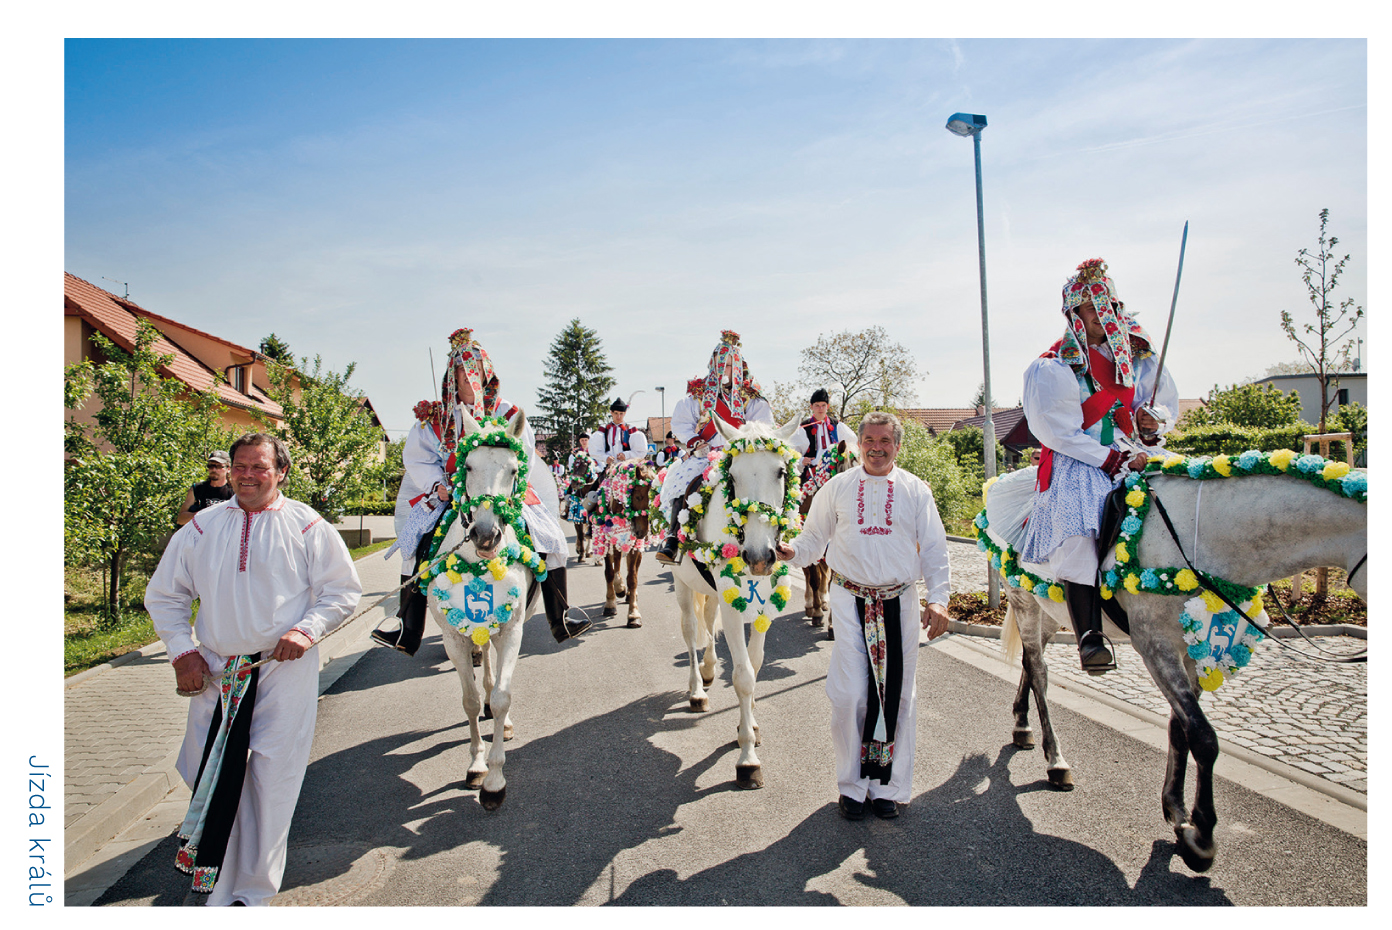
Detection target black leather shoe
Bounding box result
[550,617,592,642]
[654,535,681,565]
[1078,630,1116,674]
[837,795,865,820]
[870,798,899,819]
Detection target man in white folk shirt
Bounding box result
[589,396,647,466]
[777,411,951,821]
[145,433,362,905]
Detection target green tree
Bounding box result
[64,320,229,624]
[796,326,921,420]
[259,332,295,364]
[894,420,981,534]
[940,426,1008,481]
[1280,209,1364,432]
[534,319,616,459]
[1178,382,1303,430]
[259,355,385,521]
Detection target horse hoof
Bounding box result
[1012,728,1036,750]
[616,588,628,599]
[1047,767,1074,790]
[1174,823,1216,873]
[627,616,642,628]
[701,674,715,688]
[464,770,486,790]
[472,651,483,668]
[827,628,835,641]
[735,764,764,790]
[479,787,507,811]
[602,606,617,618]
[689,696,709,712]
[482,703,492,720]
[502,723,514,741]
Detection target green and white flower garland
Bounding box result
[675,436,802,630]
[975,448,1366,691]
[420,417,547,646]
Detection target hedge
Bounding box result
[341,499,395,516]
[1165,422,1318,458]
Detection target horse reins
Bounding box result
[1147,488,1366,665]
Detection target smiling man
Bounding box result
[145,433,361,905]
[776,411,951,821]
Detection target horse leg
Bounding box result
[626,551,642,626]
[602,551,618,616]
[817,563,832,629]
[676,580,710,711]
[699,591,719,687]
[802,566,818,623]
[1023,634,1072,789]
[479,618,524,811]
[719,606,763,788]
[746,621,765,747]
[1011,668,1035,750]
[1131,614,1220,872]
[435,620,489,790]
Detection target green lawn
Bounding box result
[63,538,398,677]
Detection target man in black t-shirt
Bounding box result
[176,450,235,526]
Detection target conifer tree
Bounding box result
[534,319,616,458]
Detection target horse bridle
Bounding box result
[1147,486,1366,665]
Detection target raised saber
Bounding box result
[1149,220,1188,409]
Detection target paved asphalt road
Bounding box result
[94,549,1367,907]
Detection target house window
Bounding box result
[230,365,246,393]
[1337,388,1349,406]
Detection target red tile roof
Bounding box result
[65,272,283,419]
[899,407,1010,435]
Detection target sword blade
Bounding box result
[1149,220,1188,408]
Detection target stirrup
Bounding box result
[654,538,682,565]
[1078,631,1117,675]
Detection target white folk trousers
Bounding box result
[825,585,920,805]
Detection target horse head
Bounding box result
[458,408,528,560]
[715,415,801,576]
[629,459,656,538]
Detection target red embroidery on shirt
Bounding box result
[856,477,895,535]
[856,480,865,525]
[191,515,204,535]
[239,511,254,573]
[302,517,323,534]
[860,526,893,536]
[885,479,894,527]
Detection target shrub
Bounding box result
[341,499,395,516]
[895,420,981,535]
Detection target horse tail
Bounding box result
[1001,594,1023,665]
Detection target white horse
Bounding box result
[668,416,802,790]
[998,469,1366,872]
[425,410,543,811]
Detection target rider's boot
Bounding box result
[541,566,591,642]
[654,497,684,564]
[372,574,426,656]
[1064,580,1116,673]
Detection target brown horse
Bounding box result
[589,459,657,627]
[562,453,603,563]
[798,441,858,634]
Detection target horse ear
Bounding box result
[774,417,801,442]
[508,406,527,440]
[713,414,739,443]
[461,411,481,436]
[837,440,847,454]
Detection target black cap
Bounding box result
[810,388,830,405]
[610,397,629,411]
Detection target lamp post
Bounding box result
[946,111,999,608]
[656,386,665,432]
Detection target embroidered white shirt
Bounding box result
[146,492,362,659]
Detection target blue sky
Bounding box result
[62,38,1367,437]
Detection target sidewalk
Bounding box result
[64,534,403,902]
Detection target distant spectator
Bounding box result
[176,451,234,526]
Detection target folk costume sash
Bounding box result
[175,653,261,895]
[600,422,637,455]
[692,396,745,445]
[831,572,914,784]
[1036,347,1136,492]
[801,415,839,457]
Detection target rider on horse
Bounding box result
[1019,258,1177,672]
[589,397,646,467]
[375,327,592,655]
[792,387,859,482]
[654,330,774,564]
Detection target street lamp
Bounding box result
[946,111,999,608]
[656,386,665,431]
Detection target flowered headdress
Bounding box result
[1056,259,1155,389]
[685,330,764,421]
[442,327,500,420]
